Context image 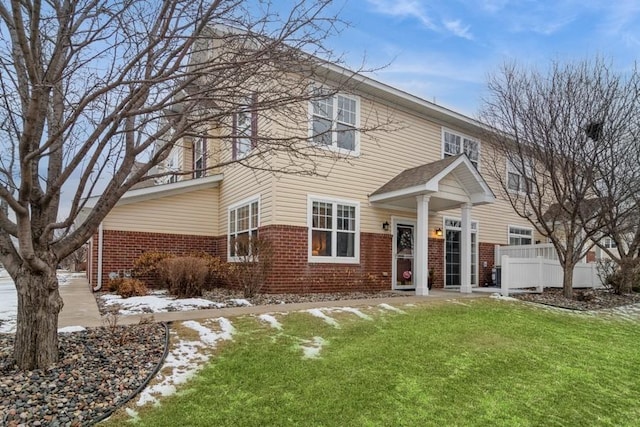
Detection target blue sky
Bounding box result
[325,0,640,116]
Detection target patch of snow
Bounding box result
[404,303,416,307]
[331,307,372,320]
[300,336,326,359]
[0,276,17,333]
[136,318,235,408]
[58,326,86,333]
[100,294,218,315]
[258,314,283,330]
[306,308,341,328]
[229,298,252,307]
[125,408,140,421]
[489,293,519,302]
[378,303,406,314]
[182,318,235,344]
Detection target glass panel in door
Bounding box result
[395,224,414,288]
[445,229,461,287]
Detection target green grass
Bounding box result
[106,301,640,426]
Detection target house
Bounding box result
[83,45,544,296]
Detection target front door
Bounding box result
[393,220,416,290]
[444,218,478,288]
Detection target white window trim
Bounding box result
[308,89,361,156]
[193,137,206,178]
[507,225,534,246]
[506,158,533,194]
[441,127,480,169]
[307,194,360,264]
[228,195,261,262]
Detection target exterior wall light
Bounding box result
[435,227,443,237]
[382,221,390,231]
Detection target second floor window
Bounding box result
[507,159,534,193]
[193,137,206,178]
[443,129,479,168]
[233,94,257,160]
[311,92,359,154]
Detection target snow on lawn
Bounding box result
[305,308,341,328]
[300,336,326,359]
[136,317,235,408]
[329,307,373,320]
[100,294,221,315]
[378,303,406,314]
[258,314,283,330]
[0,269,74,334]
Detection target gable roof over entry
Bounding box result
[369,154,495,211]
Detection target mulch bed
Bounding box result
[203,288,406,306]
[513,288,640,311]
[0,323,166,427]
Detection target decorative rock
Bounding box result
[0,323,165,426]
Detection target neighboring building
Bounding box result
[83,48,544,296]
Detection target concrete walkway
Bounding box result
[58,276,488,328]
[58,276,103,328]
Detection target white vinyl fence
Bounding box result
[499,255,602,296]
[495,243,559,261]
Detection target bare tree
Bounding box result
[480,59,640,298]
[0,0,385,369]
[590,115,640,293]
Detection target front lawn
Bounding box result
[106,300,640,426]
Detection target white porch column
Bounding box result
[460,202,472,293]
[415,195,430,296]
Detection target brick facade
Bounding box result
[479,242,497,286]
[88,229,223,287]
[89,226,498,293]
[258,225,393,293]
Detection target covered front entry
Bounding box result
[369,154,494,296]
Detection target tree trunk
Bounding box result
[13,267,64,370]
[562,263,575,299]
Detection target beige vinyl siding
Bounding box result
[273,96,444,231]
[267,94,539,245]
[103,188,218,236]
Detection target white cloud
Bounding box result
[443,19,473,40]
[367,0,437,30]
[366,0,474,40]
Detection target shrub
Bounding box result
[597,258,640,294]
[156,256,210,298]
[132,251,175,286]
[226,236,273,298]
[186,251,228,286]
[106,278,148,298]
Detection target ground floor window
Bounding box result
[228,196,259,260]
[308,196,359,263]
[508,226,533,245]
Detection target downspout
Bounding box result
[93,222,104,291]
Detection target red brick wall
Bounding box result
[89,229,223,287]
[258,225,392,293]
[89,226,499,293]
[428,238,445,288]
[479,242,497,286]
